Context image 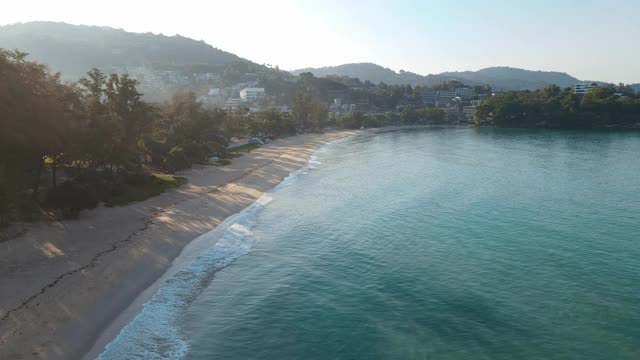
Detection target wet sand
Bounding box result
[0,130,360,360]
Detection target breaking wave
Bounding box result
[97,149,325,359]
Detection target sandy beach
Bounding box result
[0,130,360,360]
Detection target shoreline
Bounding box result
[0,130,363,360]
[84,130,368,359]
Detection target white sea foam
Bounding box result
[98,201,262,359]
[97,143,334,360]
[309,155,321,164]
[256,193,273,206]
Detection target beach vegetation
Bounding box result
[475,85,640,128]
[331,107,448,129]
[44,181,99,219]
[0,51,331,225]
[102,174,187,207]
[213,159,232,166]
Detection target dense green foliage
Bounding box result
[44,181,98,219]
[102,174,187,207]
[264,72,488,113]
[476,85,640,128]
[0,50,326,225]
[332,108,448,129]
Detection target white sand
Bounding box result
[0,130,361,360]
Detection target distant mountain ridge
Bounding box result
[437,67,581,90]
[0,21,245,79]
[1,22,624,92]
[293,63,583,90]
[293,63,449,87]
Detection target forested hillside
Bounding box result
[293,63,583,90]
[0,22,244,79]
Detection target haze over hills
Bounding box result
[0,22,626,93]
[292,63,585,90]
[0,21,246,79]
[437,67,582,90]
[293,63,452,87]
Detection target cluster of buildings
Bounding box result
[325,85,490,122]
[329,98,357,114]
[200,87,265,110]
[239,88,265,101]
[195,73,267,110]
[113,66,218,90]
[221,85,265,110]
[413,88,489,121]
[463,100,483,120]
[573,82,633,99]
[115,66,498,122]
[415,88,481,107]
[193,72,221,83]
[114,66,272,109]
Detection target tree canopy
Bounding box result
[475,85,640,129]
[0,51,328,226]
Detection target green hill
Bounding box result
[293,63,583,90]
[0,21,244,79]
[438,67,580,90]
[293,63,452,87]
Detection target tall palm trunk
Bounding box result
[52,155,57,188]
[33,156,43,201]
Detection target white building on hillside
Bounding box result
[455,88,475,97]
[573,82,598,94]
[463,106,476,120]
[224,98,244,110]
[239,88,265,101]
[438,89,457,100]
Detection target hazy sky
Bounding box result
[2,0,639,83]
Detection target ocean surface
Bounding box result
[99,127,640,360]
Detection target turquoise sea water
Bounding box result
[99,128,640,360]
